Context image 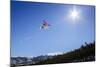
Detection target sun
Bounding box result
[69,6,79,21]
[71,10,78,19]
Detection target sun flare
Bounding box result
[69,6,80,21]
[71,10,78,19]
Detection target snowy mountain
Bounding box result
[11,55,53,66]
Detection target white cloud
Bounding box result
[47,52,63,56]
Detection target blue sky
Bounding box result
[11,1,95,57]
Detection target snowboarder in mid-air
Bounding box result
[40,20,51,30]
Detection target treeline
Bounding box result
[34,41,95,65]
[11,41,95,67]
